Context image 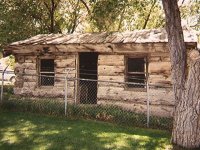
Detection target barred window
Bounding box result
[126,57,147,89]
[39,59,54,86]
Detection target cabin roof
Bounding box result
[8,28,198,46]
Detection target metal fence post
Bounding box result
[64,68,75,116]
[147,81,150,128]
[0,72,4,103]
[64,75,68,116]
[0,65,9,103]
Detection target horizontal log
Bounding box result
[98,76,125,87]
[55,54,75,60]
[9,43,171,55]
[98,75,124,82]
[150,52,169,57]
[161,56,170,62]
[98,76,125,88]
[24,69,37,75]
[97,100,173,117]
[98,65,125,76]
[23,75,37,82]
[14,86,75,98]
[149,74,171,85]
[55,59,75,68]
[98,82,124,88]
[98,55,124,66]
[55,68,76,76]
[149,62,171,74]
[54,80,75,87]
[113,43,169,53]
[22,63,36,70]
[149,56,161,62]
[32,88,65,98]
[25,56,36,63]
[23,82,36,89]
[56,44,112,53]
[97,86,174,106]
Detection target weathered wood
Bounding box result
[98,55,124,66]
[161,56,170,62]
[55,68,76,75]
[23,82,36,89]
[56,44,113,53]
[55,59,75,68]
[149,56,161,62]
[113,43,168,53]
[23,75,37,82]
[22,63,36,70]
[97,100,173,117]
[98,76,124,82]
[98,65,125,76]
[6,43,172,55]
[25,56,36,63]
[24,69,37,75]
[98,86,174,105]
[16,55,25,63]
[55,54,75,60]
[149,74,171,85]
[98,82,124,88]
[149,62,171,74]
[54,81,75,87]
[14,77,24,88]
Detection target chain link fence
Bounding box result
[1,72,174,130]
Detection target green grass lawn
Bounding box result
[0,111,172,150]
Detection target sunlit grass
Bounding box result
[0,111,172,150]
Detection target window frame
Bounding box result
[125,55,148,91]
[38,58,55,87]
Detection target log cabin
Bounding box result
[4,28,198,117]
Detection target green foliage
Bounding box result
[0,0,47,50]
[0,0,199,51]
[0,0,82,51]
[180,0,200,31]
[4,55,15,69]
[88,0,165,32]
[3,85,14,95]
[1,97,173,130]
[90,0,128,31]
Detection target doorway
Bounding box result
[79,52,98,104]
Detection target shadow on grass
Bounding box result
[0,111,171,150]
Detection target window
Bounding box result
[39,59,54,86]
[126,57,147,89]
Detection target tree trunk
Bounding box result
[172,58,200,148]
[50,0,55,33]
[162,0,200,148]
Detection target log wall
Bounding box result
[13,43,176,117]
[14,54,76,98]
[97,54,174,117]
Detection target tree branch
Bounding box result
[54,0,61,9]
[142,0,156,29]
[80,0,91,15]
[43,1,51,13]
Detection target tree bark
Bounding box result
[172,57,200,148]
[162,0,200,148]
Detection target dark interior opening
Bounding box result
[127,58,146,88]
[40,59,54,86]
[79,53,98,104]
